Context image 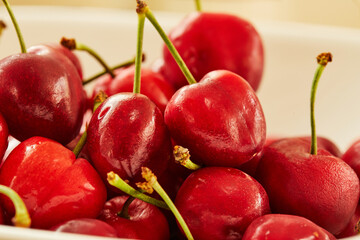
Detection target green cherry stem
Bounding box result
[2,0,26,53]
[82,53,145,86]
[195,0,202,11]
[137,1,197,85]
[137,167,194,240]
[107,171,170,210]
[72,91,108,158]
[310,52,332,155]
[0,185,31,228]
[173,145,201,170]
[61,37,115,78]
[133,7,146,94]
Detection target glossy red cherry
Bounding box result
[242,214,336,240]
[157,11,264,90]
[98,196,169,240]
[0,112,8,160]
[175,167,270,239]
[342,139,360,178]
[87,93,172,188]
[165,70,266,167]
[255,137,360,235]
[0,137,107,229]
[51,218,118,238]
[91,65,175,113]
[27,43,83,80]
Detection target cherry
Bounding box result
[155,6,263,90]
[242,214,336,240]
[255,53,360,235]
[0,112,8,160]
[174,167,270,239]
[51,218,118,238]
[342,139,360,178]
[0,136,107,229]
[98,196,169,240]
[86,7,172,190]
[0,0,86,145]
[91,65,175,113]
[335,204,360,238]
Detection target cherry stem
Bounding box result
[107,171,170,210]
[82,53,145,86]
[133,10,146,94]
[0,20,6,36]
[117,196,135,220]
[137,167,194,240]
[310,52,332,155]
[72,91,107,158]
[137,1,197,85]
[2,0,26,53]
[0,185,31,228]
[195,0,202,11]
[173,145,201,170]
[60,37,115,78]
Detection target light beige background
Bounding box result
[7,0,360,28]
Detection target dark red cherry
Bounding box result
[51,218,118,238]
[91,66,175,113]
[175,167,270,239]
[165,70,266,167]
[0,112,8,160]
[99,196,169,240]
[87,93,172,189]
[158,12,264,90]
[0,137,107,229]
[255,137,360,235]
[242,214,336,240]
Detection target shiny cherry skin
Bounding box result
[342,139,360,178]
[0,113,8,160]
[27,43,83,80]
[91,66,175,113]
[99,196,169,240]
[1,136,20,165]
[0,137,107,229]
[51,218,118,238]
[175,167,270,239]
[87,93,172,189]
[158,12,264,91]
[0,52,86,145]
[242,214,336,240]
[255,137,360,235]
[165,70,266,167]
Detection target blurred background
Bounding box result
[7,0,360,29]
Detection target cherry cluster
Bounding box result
[0,0,359,239]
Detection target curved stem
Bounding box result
[2,0,26,53]
[117,196,135,219]
[133,12,146,94]
[139,167,194,240]
[310,53,332,155]
[0,185,31,227]
[195,0,202,11]
[141,5,197,85]
[107,171,169,210]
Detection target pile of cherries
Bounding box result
[0,0,359,239]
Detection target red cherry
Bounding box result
[99,196,169,240]
[255,138,360,235]
[0,113,8,160]
[175,167,270,239]
[91,66,175,113]
[51,218,118,238]
[27,43,83,80]
[242,214,336,240]
[87,93,172,189]
[165,70,266,167]
[335,204,360,238]
[0,137,107,229]
[158,12,264,90]
[0,52,87,145]
[342,139,360,178]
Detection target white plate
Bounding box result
[1,5,360,240]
